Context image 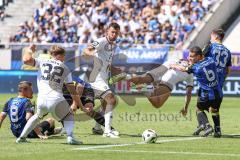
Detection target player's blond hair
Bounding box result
[49,45,65,57]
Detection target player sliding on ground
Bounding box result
[0,81,61,139]
[129,59,194,116]
[83,22,122,138]
[16,45,82,145]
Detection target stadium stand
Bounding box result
[9,0,216,47]
[0,0,39,43]
[183,0,240,49]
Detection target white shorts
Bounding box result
[36,96,70,121]
[147,64,168,82]
[90,79,112,99]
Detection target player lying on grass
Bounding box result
[16,45,82,145]
[0,81,61,138]
[62,77,118,136]
[128,59,194,116]
[171,46,223,137]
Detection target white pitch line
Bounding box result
[73,137,203,150]
[82,149,240,157]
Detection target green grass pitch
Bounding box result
[0,94,240,160]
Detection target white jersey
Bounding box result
[35,58,72,98]
[148,59,194,90]
[89,37,116,83]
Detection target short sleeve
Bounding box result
[24,100,34,114]
[65,71,73,83]
[226,51,232,67]
[202,42,211,57]
[186,65,194,74]
[90,39,101,52]
[2,101,9,115]
[34,58,41,68]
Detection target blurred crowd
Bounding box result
[10,0,216,47]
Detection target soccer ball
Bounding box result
[142,129,158,143]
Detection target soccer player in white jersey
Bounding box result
[83,23,122,138]
[129,59,194,116]
[16,45,82,145]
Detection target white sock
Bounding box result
[63,115,74,137]
[104,104,113,133]
[94,106,104,130]
[20,114,40,138]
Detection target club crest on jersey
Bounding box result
[91,41,99,48]
[104,43,115,51]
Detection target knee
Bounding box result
[84,103,94,113]
[46,118,55,128]
[150,101,163,108]
[105,94,117,106]
[209,107,218,113]
[196,107,203,112]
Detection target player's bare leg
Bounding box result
[147,85,171,108]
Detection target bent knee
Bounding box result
[149,100,163,108]
[46,118,55,127]
[209,107,218,113]
[105,94,117,105]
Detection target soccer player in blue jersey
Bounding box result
[202,29,232,137]
[0,81,59,138]
[172,46,223,137]
[62,77,118,136]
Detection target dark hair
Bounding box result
[18,81,32,92]
[49,45,65,56]
[211,28,225,41]
[108,22,120,30]
[189,46,203,56]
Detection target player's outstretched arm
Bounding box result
[0,113,7,128]
[170,63,187,72]
[22,47,35,66]
[180,86,193,116]
[129,74,153,85]
[82,45,95,59]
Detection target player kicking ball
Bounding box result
[16,45,82,145]
[0,81,61,139]
[83,23,122,138]
[129,59,194,116]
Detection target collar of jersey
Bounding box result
[18,95,29,99]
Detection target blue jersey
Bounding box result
[205,43,232,87]
[188,57,223,100]
[2,97,34,137]
[73,77,92,89]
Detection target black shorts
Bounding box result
[27,121,54,138]
[197,89,223,111]
[81,87,94,106]
[64,87,94,106]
